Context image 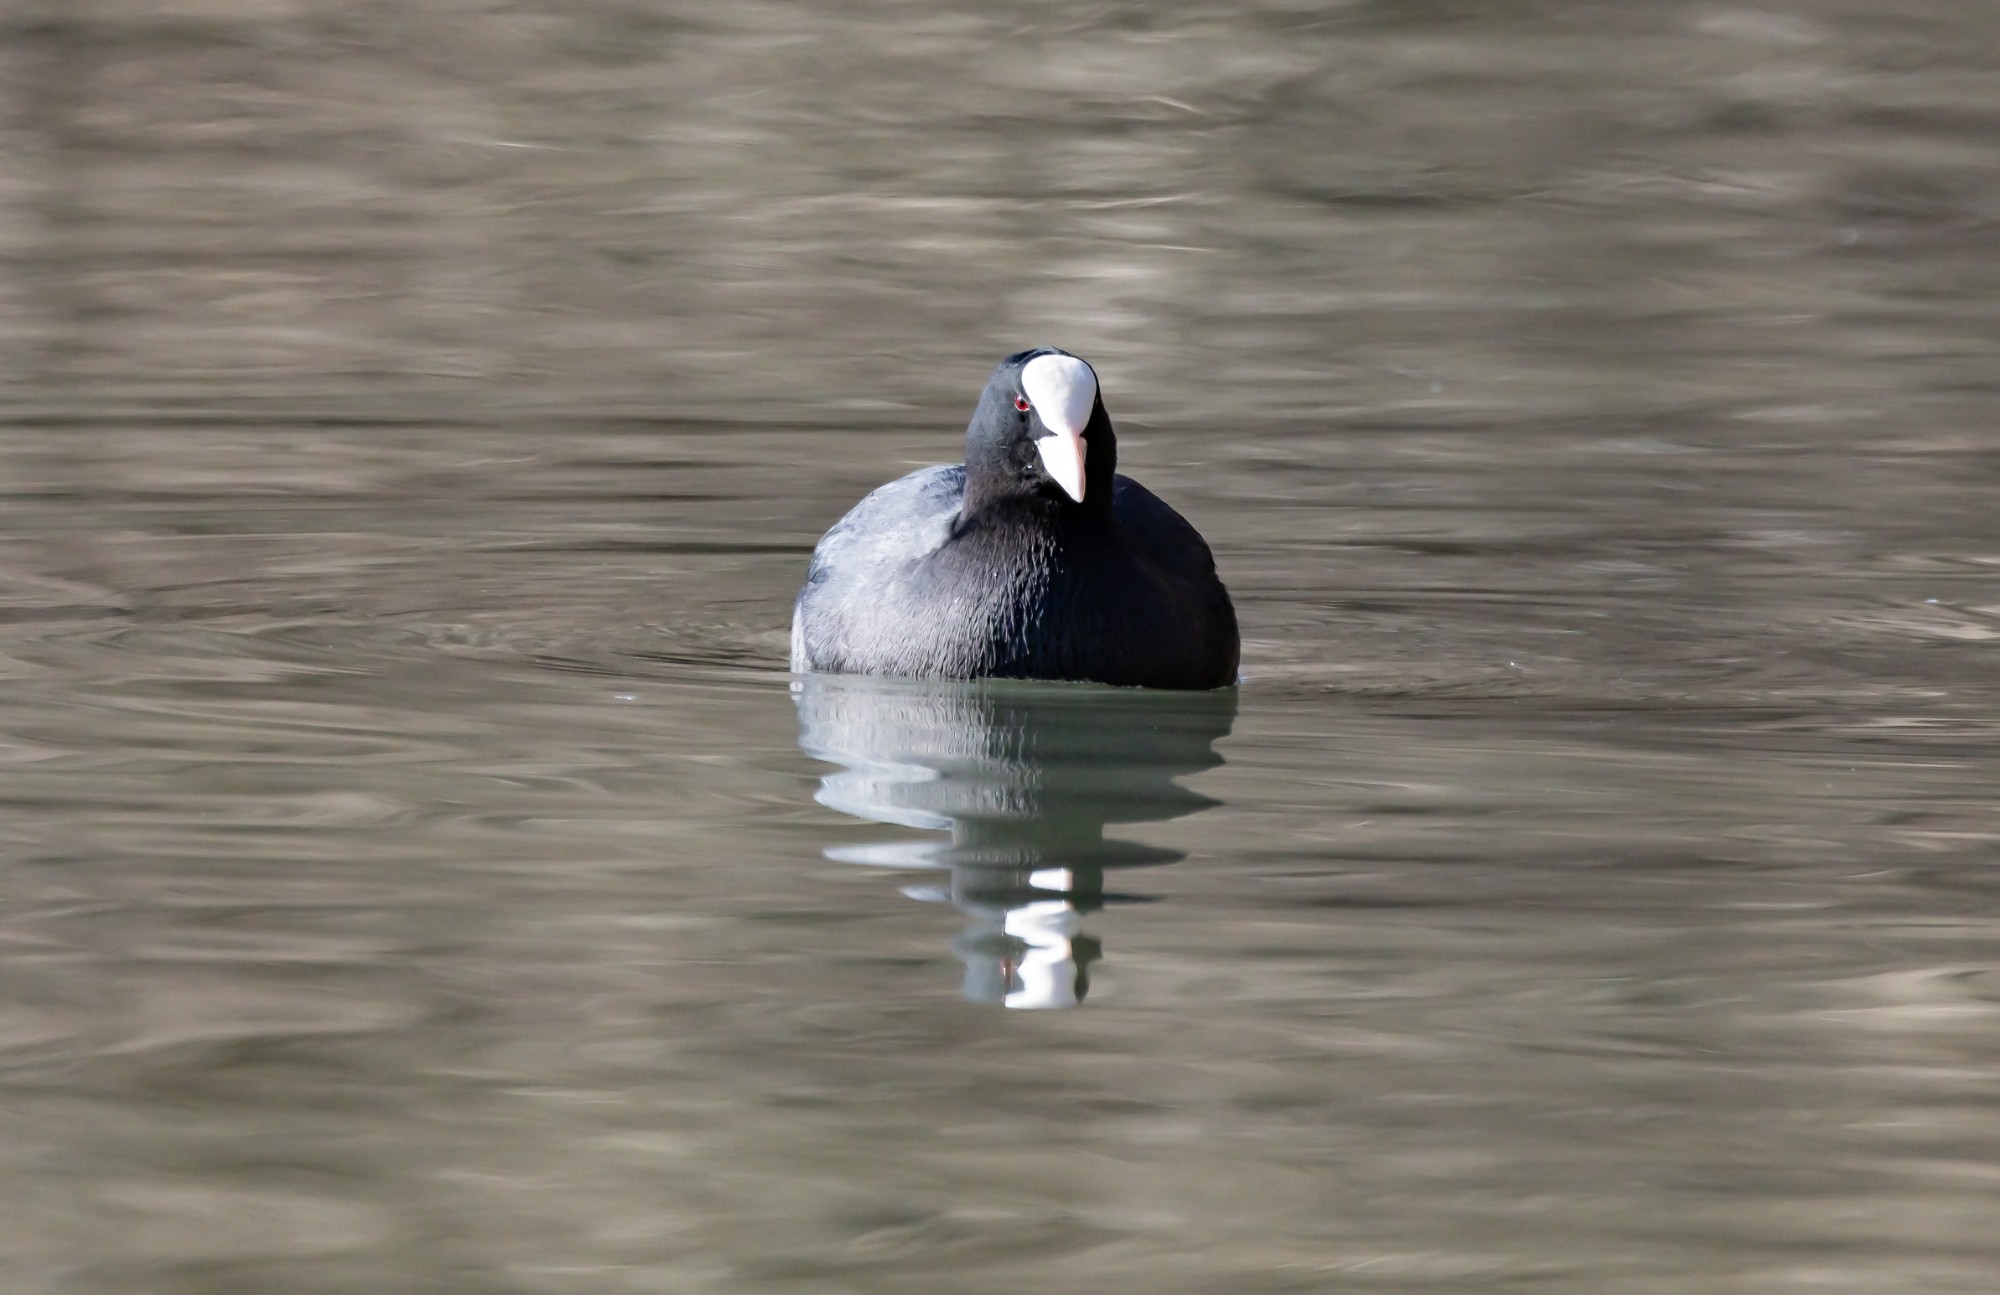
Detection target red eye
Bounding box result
[1014,395,1031,412]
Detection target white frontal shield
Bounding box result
[1020,353,1097,503]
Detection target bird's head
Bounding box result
[964,347,1115,512]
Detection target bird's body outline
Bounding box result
[791,349,1239,690]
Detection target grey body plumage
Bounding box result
[790,349,1238,690]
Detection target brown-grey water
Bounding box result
[5,2,2000,1291]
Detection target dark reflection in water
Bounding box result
[795,675,1235,1008]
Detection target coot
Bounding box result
[790,348,1238,690]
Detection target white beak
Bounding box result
[1020,353,1097,503]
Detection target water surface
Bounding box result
[4,2,2000,1291]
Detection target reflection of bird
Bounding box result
[791,348,1239,690]
[794,674,1236,1009]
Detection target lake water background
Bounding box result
[3,2,2000,1291]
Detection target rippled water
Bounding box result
[4,2,2000,1291]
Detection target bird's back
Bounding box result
[791,465,982,676]
[793,467,1236,689]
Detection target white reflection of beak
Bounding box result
[1020,354,1096,503]
[1003,899,1082,1010]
